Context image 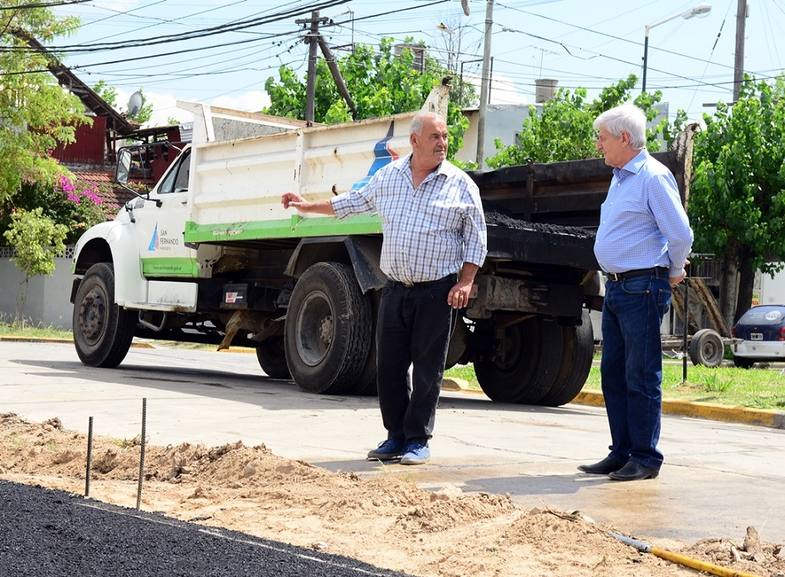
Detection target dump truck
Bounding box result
[70,85,693,406]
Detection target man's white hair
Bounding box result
[410,112,445,136]
[593,104,647,149]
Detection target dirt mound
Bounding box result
[2,413,783,577]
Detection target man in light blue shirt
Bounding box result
[579,104,693,482]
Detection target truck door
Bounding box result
[132,148,199,279]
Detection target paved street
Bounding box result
[1,340,783,544]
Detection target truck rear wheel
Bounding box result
[539,310,594,406]
[474,316,563,404]
[284,262,372,394]
[73,263,135,368]
[256,337,291,379]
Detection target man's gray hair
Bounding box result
[410,112,443,136]
[593,104,647,149]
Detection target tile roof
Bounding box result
[66,165,138,215]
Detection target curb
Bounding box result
[574,391,785,430]
[0,336,154,349]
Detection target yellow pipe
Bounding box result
[610,532,763,577]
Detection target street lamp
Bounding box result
[642,3,712,93]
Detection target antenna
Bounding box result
[127,91,144,118]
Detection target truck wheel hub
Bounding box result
[78,288,106,343]
[296,291,334,367]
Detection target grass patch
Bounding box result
[0,319,72,340]
[446,361,785,411]
[581,363,785,410]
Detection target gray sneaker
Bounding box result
[400,440,430,465]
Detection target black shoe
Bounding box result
[608,461,659,481]
[577,456,626,475]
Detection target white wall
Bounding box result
[0,252,74,330]
[759,266,785,305]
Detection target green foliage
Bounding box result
[93,82,153,124]
[486,75,668,167]
[0,176,106,244]
[92,80,118,107]
[3,207,67,278]
[689,75,785,276]
[0,7,88,201]
[264,38,475,159]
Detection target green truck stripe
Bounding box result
[183,214,382,244]
[141,257,200,277]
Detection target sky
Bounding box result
[46,0,785,127]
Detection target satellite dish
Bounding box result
[461,0,470,16]
[127,91,144,118]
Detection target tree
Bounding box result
[264,38,475,160]
[0,6,88,202]
[3,207,67,324]
[486,75,669,166]
[92,81,154,124]
[0,175,106,244]
[689,75,785,325]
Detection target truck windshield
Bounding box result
[158,149,191,194]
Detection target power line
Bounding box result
[496,1,739,72]
[2,0,351,53]
[0,0,92,9]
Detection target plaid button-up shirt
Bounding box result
[331,154,487,285]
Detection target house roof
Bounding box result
[68,166,137,214]
[13,29,137,136]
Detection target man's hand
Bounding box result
[447,281,473,309]
[281,192,336,216]
[281,192,305,210]
[670,260,689,287]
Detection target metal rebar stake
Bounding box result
[682,279,689,383]
[136,398,147,510]
[84,416,93,497]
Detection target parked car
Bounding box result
[731,305,785,368]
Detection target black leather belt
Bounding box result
[606,267,669,282]
[389,274,455,288]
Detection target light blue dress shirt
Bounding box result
[331,154,487,285]
[594,149,693,277]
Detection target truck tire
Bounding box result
[284,262,372,394]
[539,310,594,407]
[255,337,291,379]
[733,356,755,369]
[72,263,135,368]
[688,328,724,368]
[474,316,562,404]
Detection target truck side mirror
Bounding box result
[116,149,132,185]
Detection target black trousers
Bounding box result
[376,275,455,443]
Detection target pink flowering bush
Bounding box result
[0,176,106,245]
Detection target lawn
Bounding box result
[445,361,785,410]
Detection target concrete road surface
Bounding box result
[1,341,783,545]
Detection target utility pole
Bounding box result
[296,11,328,125]
[733,0,747,102]
[317,36,358,120]
[475,0,494,168]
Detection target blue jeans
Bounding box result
[601,275,671,470]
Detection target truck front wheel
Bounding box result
[73,263,135,368]
[284,262,371,394]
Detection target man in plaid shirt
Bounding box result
[282,111,487,465]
